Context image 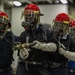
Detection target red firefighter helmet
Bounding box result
[69,20,75,35]
[24,4,43,16]
[55,13,70,23]
[0,11,11,37]
[22,4,43,30]
[52,13,70,35]
[70,20,75,27]
[0,11,11,28]
[0,11,9,19]
[24,4,40,11]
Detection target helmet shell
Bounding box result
[70,20,75,27]
[0,11,11,28]
[55,13,70,23]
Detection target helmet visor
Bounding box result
[52,21,69,33]
[0,16,8,24]
[23,10,39,28]
[24,10,36,21]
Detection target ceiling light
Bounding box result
[60,0,68,4]
[13,1,22,6]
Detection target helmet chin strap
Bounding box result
[0,25,9,40]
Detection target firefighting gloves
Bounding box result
[59,48,75,61]
[31,40,57,52]
[19,48,29,60]
[59,48,66,55]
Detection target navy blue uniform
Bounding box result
[67,35,75,75]
[16,25,58,75]
[48,33,75,75]
[0,31,18,75]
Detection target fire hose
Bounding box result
[13,42,37,51]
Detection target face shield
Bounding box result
[0,16,8,37]
[52,20,69,35]
[22,10,40,30]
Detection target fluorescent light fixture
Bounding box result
[60,0,68,4]
[13,1,22,6]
